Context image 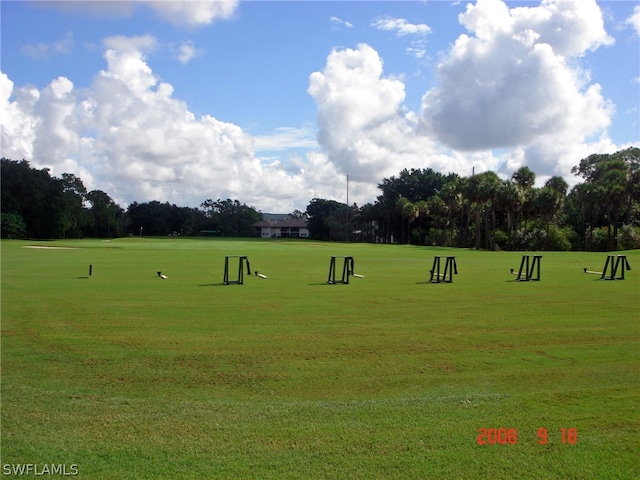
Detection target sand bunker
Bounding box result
[22,245,77,250]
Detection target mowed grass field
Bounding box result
[1,238,638,479]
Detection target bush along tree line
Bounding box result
[2,147,639,251]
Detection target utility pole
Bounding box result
[345,174,349,242]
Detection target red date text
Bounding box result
[477,428,518,445]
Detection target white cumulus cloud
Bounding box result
[308,0,628,191]
[371,16,431,59]
[330,16,354,29]
[145,0,238,27]
[309,44,412,177]
[0,73,38,161]
[173,41,202,64]
[1,0,634,213]
[308,44,476,184]
[418,0,616,178]
[626,5,640,36]
[0,36,355,212]
[371,17,431,36]
[37,1,239,28]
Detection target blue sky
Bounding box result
[1,0,639,212]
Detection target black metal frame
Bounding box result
[585,255,631,280]
[510,255,542,281]
[429,256,457,283]
[327,256,355,284]
[223,255,251,285]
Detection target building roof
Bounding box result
[253,218,308,228]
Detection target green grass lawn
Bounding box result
[1,238,638,479]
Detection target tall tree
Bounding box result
[497,180,522,249]
[620,148,640,224]
[568,182,600,251]
[571,149,638,250]
[397,198,418,244]
[426,195,448,246]
[1,159,66,238]
[355,203,378,243]
[377,168,452,242]
[465,171,501,249]
[127,201,182,236]
[200,199,260,237]
[536,186,563,249]
[511,167,536,238]
[378,168,449,205]
[464,174,483,250]
[306,198,349,241]
[544,176,569,197]
[439,180,463,247]
[479,171,502,250]
[60,173,88,238]
[289,209,308,220]
[455,177,472,247]
[86,190,122,237]
[511,166,536,190]
[414,200,430,245]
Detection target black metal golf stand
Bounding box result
[429,256,457,283]
[223,255,251,285]
[510,255,542,281]
[584,255,631,280]
[327,256,355,284]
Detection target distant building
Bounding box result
[253,218,309,238]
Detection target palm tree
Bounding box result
[599,162,629,250]
[497,180,522,249]
[572,152,633,250]
[544,176,569,197]
[427,195,448,245]
[511,166,536,239]
[536,187,563,249]
[465,171,501,250]
[464,174,483,250]
[415,200,430,245]
[512,166,536,190]
[397,198,418,244]
[439,180,463,247]
[521,187,540,241]
[572,182,600,251]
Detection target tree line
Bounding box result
[304,147,640,251]
[2,147,639,251]
[1,159,261,239]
